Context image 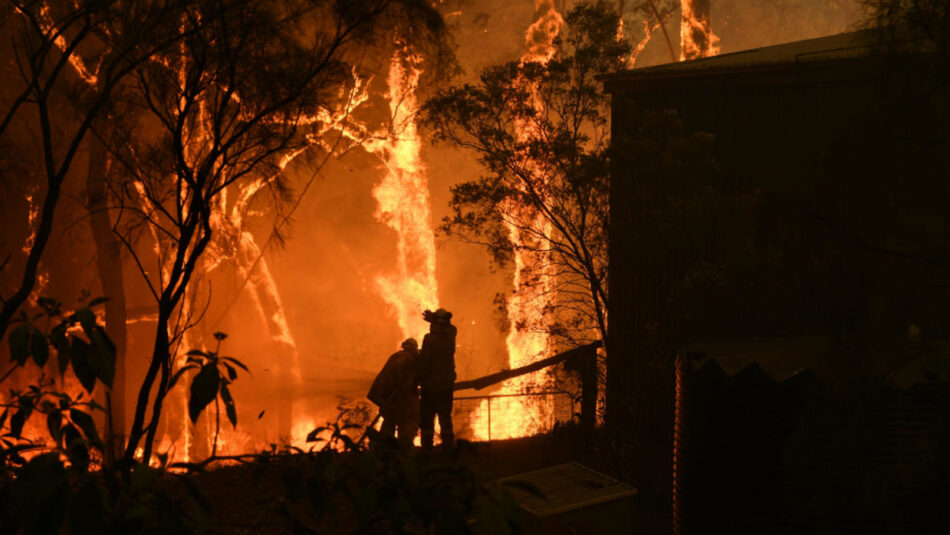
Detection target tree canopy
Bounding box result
[424,1,627,350]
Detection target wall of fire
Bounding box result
[0,0,865,457]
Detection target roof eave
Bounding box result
[600,55,880,94]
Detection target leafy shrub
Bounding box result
[0,297,209,534]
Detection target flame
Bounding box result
[522,0,566,64]
[368,45,440,341]
[11,2,379,462]
[626,16,668,69]
[32,4,100,86]
[680,0,720,60]
[468,0,564,441]
[12,0,582,457]
[22,186,38,254]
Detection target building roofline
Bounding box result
[601,56,879,93]
[600,30,884,93]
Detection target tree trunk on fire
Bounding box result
[85,134,128,463]
[681,0,712,61]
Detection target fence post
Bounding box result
[581,345,598,431]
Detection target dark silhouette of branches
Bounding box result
[106,0,446,465]
[0,0,206,342]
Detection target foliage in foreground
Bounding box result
[0,298,210,534]
[269,424,522,535]
[1,299,520,534]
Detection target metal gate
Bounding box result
[452,391,575,441]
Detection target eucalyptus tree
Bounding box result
[423,1,626,352]
[0,0,194,343]
[106,0,446,464]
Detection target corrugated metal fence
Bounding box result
[674,359,949,535]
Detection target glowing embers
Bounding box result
[680,0,720,60]
[370,45,439,340]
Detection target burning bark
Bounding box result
[86,135,128,463]
[680,0,720,60]
[470,0,567,441]
[370,45,440,341]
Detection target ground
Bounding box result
[193,426,668,534]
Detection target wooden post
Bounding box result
[580,345,598,432]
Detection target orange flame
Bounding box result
[20,2,378,459]
[469,0,565,441]
[31,4,100,86]
[368,45,440,341]
[680,0,720,60]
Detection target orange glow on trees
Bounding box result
[104,1,447,465]
[424,1,625,439]
[369,45,440,341]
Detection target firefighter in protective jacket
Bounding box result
[418,308,457,449]
[367,338,420,448]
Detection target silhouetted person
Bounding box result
[367,338,420,448]
[418,308,457,449]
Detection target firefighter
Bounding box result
[418,308,457,449]
[367,338,420,448]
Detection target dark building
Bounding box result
[602,31,949,533]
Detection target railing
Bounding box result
[451,391,575,442]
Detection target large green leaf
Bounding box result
[73,308,97,339]
[46,411,63,445]
[10,408,28,438]
[221,356,249,373]
[9,324,30,365]
[70,409,103,449]
[89,326,115,388]
[223,362,237,381]
[86,296,109,308]
[30,327,49,367]
[61,423,81,447]
[220,383,237,427]
[50,323,70,375]
[20,452,67,501]
[188,364,219,423]
[69,339,97,393]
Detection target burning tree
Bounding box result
[424,1,627,357]
[1,0,447,468]
[619,0,679,65]
[102,0,445,464]
[617,1,721,66]
[0,1,195,343]
[0,0,228,462]
[679,0,719,59]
